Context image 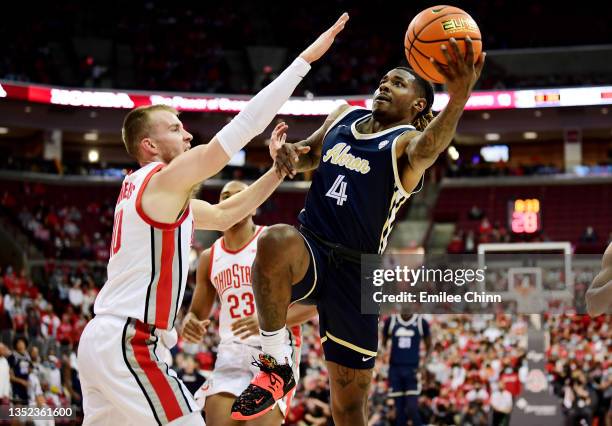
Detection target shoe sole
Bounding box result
[230,383,296,421]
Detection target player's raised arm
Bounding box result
[182,249,215,343]
[403,37,485,175]
[151,13,350,196]
[190,123,305,231]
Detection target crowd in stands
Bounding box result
[1,1,609,94]
[1,183,115,261]
[0,255,610,424]
[447,204,612,255]
[545,313,611,426]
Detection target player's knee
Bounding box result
[256,224,302,264]
[331,398,366,422]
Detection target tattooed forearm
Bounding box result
[409,97,468,170]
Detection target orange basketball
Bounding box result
[404,5,482,84]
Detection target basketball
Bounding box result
[405,5,482,84]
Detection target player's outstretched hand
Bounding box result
[429,36,486,101]
[231,315,260,339]
[269,121,288,162]
[181,312,210,343]
[270,122,310,179]
[299,13,349,64]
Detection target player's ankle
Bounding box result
[260,327,292,365]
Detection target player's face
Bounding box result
[147,110,193,163]
[372,69,423,123]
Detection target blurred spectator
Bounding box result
[490,381,513,425]
[177,355,206,396]
[468,205,484,220]
[580,226,598,243]
[8,336,31,404]
[68,280,84,309]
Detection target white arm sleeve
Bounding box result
[216,57,311,157]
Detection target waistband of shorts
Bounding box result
[299,225,364,264]
[93,314,157,332]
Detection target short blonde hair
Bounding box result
[121,105,179,159]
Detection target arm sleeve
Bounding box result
[216,57,311,157]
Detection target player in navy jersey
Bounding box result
[382,314,432,426]
[231,37,485,424]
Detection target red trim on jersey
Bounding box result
[131,321,183,421]
[290,325,302,348]
[220,225,265,254]
[284,388,296,421]
[155,228,176,329]
[135,163,191,230]
[208,242,216,282]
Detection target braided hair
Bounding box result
[395,67,435,131]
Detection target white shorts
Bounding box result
[195,340,300,418]
[78,315,204,426]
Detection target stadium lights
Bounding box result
[2,81,612,115]
[84,132,98,141]
[448,146,459,161]
[523,132,538,140]
[0,127,8,134]
[88,149,99,163]
[485,133,500,141]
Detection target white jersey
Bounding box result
[209,226,265,346]
[94,162,194,330]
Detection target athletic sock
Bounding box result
[260,327,292,366]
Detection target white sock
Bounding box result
[260,327,292,366]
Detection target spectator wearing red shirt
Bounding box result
[56,313,74,347]
[447,232,465,254]
[500,366,521,398]
[3,267,17,295]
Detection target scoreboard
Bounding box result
[509,198,541,234]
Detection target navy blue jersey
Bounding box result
[298,107,420,253]
[383,314,430,367]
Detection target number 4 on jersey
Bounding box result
[326,174,348,206]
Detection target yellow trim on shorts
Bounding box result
[324,331,377,357]
[320,336,328,343]
[291,234,318,303]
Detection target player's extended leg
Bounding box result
[327,361,373,426]
[246,406,284,426]
[252,224,311,331]
[205,393,285,426]
[405,395,423,426]
[205,393,242,426]
[231,224,313,420]
[393,394,407,426]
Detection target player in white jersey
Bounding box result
[182,181,317,426]
[77,14,349,426]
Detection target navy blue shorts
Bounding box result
[388,365,420,396]
[291,231,379,369]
